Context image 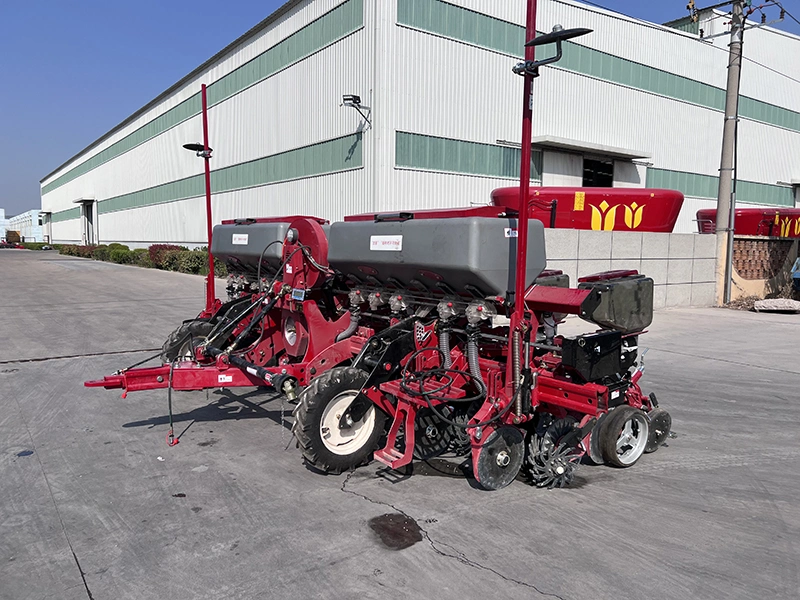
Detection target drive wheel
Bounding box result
[161,319,214,362]
[293,367,387,474]
[600,406,649,467]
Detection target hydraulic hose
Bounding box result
[335,308,360,343]
[467,329,484,391]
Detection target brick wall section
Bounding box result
[544,230,717,309]
[732,238,794,280]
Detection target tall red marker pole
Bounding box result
[512,1,537,328]
[201,84,216,311]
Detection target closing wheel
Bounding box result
[600,406,649,467]
[526,417,583,488]
[474,426,525,491]
[161,319,214,362]
[293,367,387,474]
[645,407,671,453]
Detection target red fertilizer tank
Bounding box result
[492,187,684,233]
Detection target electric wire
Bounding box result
[774,1,800,26]
[398,346,521,431]
[256,239,282,292]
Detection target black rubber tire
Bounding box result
[293,367,387,474]
[161,319,214,362]
[600,406,649,468]
[644,407,672,453]
[587,411,610,465]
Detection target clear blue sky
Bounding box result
[1,0,798,216]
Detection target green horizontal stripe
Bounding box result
[51,207,81,223]
[98,133,363,215]
[43,0,363,196]
[396,131,542,181]
[397,0,800,132]
[646,167,795,207]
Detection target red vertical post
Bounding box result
[513,0,537,325]
[201,83,216,311]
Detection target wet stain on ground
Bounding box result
[172,493,186,498]
[15,450,33,457]
[368,513,423,551]
[191,507,202,513]
[197,439,218,447]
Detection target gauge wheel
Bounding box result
[599,406,650,468]
[293,367,387,474]
[587,411,610,465]
[161,319,214,362]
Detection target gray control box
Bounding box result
[328,217,546,296]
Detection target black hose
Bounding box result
[398,347,518,431]
[335,309,360,342]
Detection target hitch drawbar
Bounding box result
[84,350,297,398]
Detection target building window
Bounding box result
[583,158,614,187]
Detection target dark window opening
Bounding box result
[583,158,614,187]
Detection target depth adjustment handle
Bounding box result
[513,25,592,77]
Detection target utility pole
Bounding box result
[715,0,744,305]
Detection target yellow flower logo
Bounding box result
[780,217,792,237]
[623,202,646,229]
[590,200,619,231]
[794,218,800,236]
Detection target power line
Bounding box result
[559,0,800,87]
[774,1,800,27]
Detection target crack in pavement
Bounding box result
[341,471,569,600]
[0,348,161,366]
[648,347,800,376]
[71,550,96,600]
[10,392,97,600]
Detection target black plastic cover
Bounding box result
[578,276,654,333]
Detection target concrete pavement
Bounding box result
[1,250,798,600]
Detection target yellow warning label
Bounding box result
[574,192,585,211]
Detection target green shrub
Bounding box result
[178,250,208,274]
[214,258,227,278]
[107,242,130,252]
[132,248,153,268]
[149,244,188,268]
[160,249,183,271]
[92,245,110,261]
[75,245,97,258]
[109,248,134,264]
[58,245,77,256]
[21,242,49,250]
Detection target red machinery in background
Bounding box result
[493,187,684,232]
[697,207,800,238]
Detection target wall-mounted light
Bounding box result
[342,94,371,127]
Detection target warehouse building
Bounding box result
[9,209,45,243]
[40,0,800,246]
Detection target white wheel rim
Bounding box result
[319,391,376,456]
[614,413,649,465]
